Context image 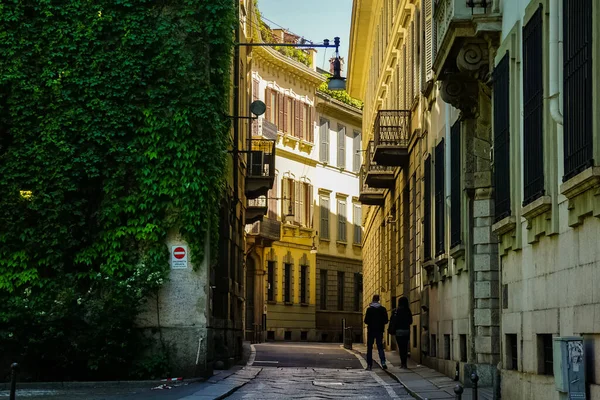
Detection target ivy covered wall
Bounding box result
[0,0,234,381]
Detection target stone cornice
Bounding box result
[254,46,326,87]
[315,92,363,126]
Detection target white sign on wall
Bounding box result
[171,245,188,269]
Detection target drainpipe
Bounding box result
[549,0,563,125]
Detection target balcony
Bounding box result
[359,165,385,206]
[247,216,281,246]
[246,197,268,225]
[245,139,275,199]
[365,141,395,189]
[373,110,411,167]
[433,0,501,73]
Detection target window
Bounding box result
[337,199,347,242]
[353,131,361,172]
[267,261,275,302]
[265,88,278,124]
[434,140,445,256]
[277,92,284,128]
[563,0,593,180]
[302,104,313,142]
[337,271,345,311]
[506,334,518,370]
[444,334,451,360]
[493,52,511,222]
[301,182,313,228]
[450,121,461,248]
[284,96,292,134]
[301,331,308,341]
[282,178,295,222]
[353,273,362,312]
[300,265,308,304]
[431,334,437,358]
[320,195,330,239]
[319,269,327,310]
[319,118,330,162]
[284,331,292,340]
[537,334,554,375]
[423,155,432,261]
[267,331,275,341]
[353,204,362,244]
[284,263,292,303]
[460,334,467,362]
[522,6,545,206]
[337,125,346,168]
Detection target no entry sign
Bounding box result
[171,245,188,269]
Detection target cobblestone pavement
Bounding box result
[225,366,415,399]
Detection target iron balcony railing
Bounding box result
[248,216,281,242]
[373,110,411,149]
[365,140,394,173]
[359,165,384,195]
[248,139,276,179]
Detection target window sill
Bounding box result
[267,300,277,305]
[521,195,552,221]
[320,237,330,242]
[300,303,310,307]
[492,215,517,236]
[336,240,348,246]
[559,166,600,227]
[352,242,362,248]
[560,166,600,199]
[284,301,293,306]
[449,243,465,259]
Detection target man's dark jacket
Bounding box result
[364,302,388,333]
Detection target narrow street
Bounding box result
[226,343,413,399]
[2,343,415,399]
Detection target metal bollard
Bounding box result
[454,384,464,400]
[10,363,19,400]
[471,372,479,400]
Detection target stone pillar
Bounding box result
[439,39,500,384]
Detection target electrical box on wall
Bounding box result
[553,337,586,399]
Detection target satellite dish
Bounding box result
[250,100,266,116]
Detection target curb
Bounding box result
[0,377,206,391]
[213,367,262,400]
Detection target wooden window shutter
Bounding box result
[268,173,278,220]
[283,96,289,133]
[307,106,313,142]
[423,0,436,85]
[337,125,346,169]
[278,92,284,129]
[252,79,259,101]
[299,103,305,140]
[294,100,301,138]
[296,181,303,225]
[282,177,289,220]
[306,183,314,228]
[319,119,329,163]
[265,88,272,123]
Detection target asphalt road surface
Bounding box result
[250,342,363,369]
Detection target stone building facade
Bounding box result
[244,20,363,343]
[350,0,600,397]
[493,0,600,398]
[348,0,502,385]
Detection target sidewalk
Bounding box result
[352,343,493,400]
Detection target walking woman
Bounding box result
[389,296,412,368]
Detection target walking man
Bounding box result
[364,294,388,370]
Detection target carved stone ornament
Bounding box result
[440,73,480,118]
[457,42,490,79]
